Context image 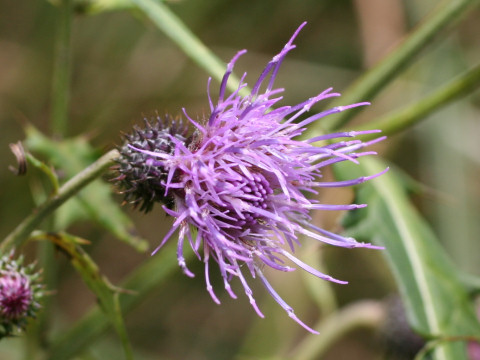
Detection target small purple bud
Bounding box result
[0,251,44,338]
[0,272,32,320]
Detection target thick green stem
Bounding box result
[51,0,73,136]
[1,149,120,252]
[347,63,480,140]
[311,0,479,134]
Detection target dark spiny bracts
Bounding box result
[114,115,189,213]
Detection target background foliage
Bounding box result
[0,0,479,359]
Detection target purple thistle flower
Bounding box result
[123,22,386,333]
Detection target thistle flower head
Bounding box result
[0,272,32,320]
[0,251,43,338]
[119,22,386,333]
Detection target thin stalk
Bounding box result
[346,62,480,140]
[51,0,73,136]
[1,149,120,252]
[312,0,479,133]
[36,2,72,348]
[130,0,244,94]
[301,244,338,315]
[289,301,385,360]
[21,154,61,356]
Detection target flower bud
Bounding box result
[0,252,44,338]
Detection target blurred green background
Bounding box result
[0,0,479,359]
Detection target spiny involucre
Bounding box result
[116,22,387,333]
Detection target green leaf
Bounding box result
[23,124,148,252]
[1,149,120,252]
[334,157,480,359]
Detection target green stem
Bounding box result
[51,0,73,136]
[1,149,120,252]
[130,0,243,94]
[289,301,385,360]
[312,0,479,133]
[347,62,480,140]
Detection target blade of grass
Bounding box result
[335,158,480,359]
[310,0,479,134]
[346,62,480,140]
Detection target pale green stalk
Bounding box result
[347,62,480,139]
[51,0,73,136]
[130,0,244,94]
[26,1,74,356]
[289,301,385,360]
[310,0,479,134]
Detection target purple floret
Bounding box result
[0,272,32,320]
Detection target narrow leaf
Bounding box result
[335,158,480,359]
